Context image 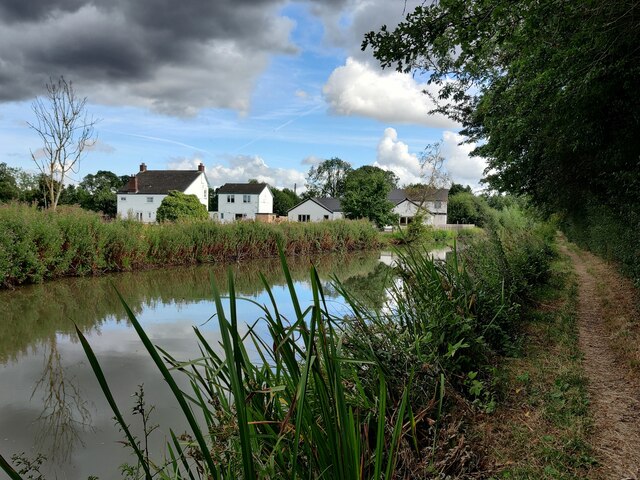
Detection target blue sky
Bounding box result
[0,0,486,191]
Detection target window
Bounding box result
[243,194,251,203]
[298,214,311,222]
[323,215,329,220]
[434,201,442,209]
[146,197,153,203]
[204,189,207,198]
[227,194,235,203]
[220,213,224,219]
[120,196,126,201]
[148,212,152,219]
[400,216,409,225]
[235,213,246,220]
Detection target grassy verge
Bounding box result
[0,203,380,288]
[474,243,596,478]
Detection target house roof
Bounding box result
[118,170,204,195]
[314,197,342,212]
[287,197,342,214]
[389,187,449,204]
[217,183,270,195]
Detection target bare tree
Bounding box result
[28,76,98,209]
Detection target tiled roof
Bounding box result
[389,187,449,204]
[314,197,342,212]
[118,170,203,194]
[217,183,269,194]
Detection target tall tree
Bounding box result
[305,158,352,198]
[272,187,300,216]
[0,163,19,202]
[77,170,127,217]
[363,1,640,214]
[342,166,397,227]
[28,76,98,210]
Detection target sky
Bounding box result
[0,0,487,192]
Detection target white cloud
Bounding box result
[374,128,422,185]
[205,155,306,191]
[167,155,204,171]
[373,128,486,189]
[441,131,486,189]
[301,155,323,166]
[323,58,458,128]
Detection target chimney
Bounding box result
[126,174,138,193]
[198,163,205,173]
[140,163,147,172]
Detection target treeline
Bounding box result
[0,203,380,288]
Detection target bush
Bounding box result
[156,191,208,222]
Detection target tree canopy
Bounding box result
[342,166,397,227]
[156,191,208,222]
[272,187,300,216]
[304,158,352,198]
[363,1,640,215]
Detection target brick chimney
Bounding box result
[198,163,205,173]
[140,162,147,172]
[126,174,138,193]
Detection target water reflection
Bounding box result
[0,251,384,478]
[31,337,93,463]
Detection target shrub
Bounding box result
[156,191,208,222]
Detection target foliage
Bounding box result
[77,170,127,217]
[156,191,208,222]
[271,187,300,216]
[0,163,20,202]
[28,76,98,210]
[342,166,398,227]
[304,157,352,198]
[448,183,473,196]
[363,0,640,276]
[0,203,381,288]
[447,192,489,226]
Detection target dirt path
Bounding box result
[562,242,640,479]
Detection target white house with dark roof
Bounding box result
[389,188,449,227]
[287,188,449,226]
[216,183,273,223]
[287,197,344,222]
[116,163,209,223]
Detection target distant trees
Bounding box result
[304,158,352,198]
[272,187,300,216]
[156,191,208,222]
[342,166,398,227]
[447,192,489,226]
[28,76,98,210]
[0,163,19,202]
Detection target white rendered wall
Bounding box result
[117,194,167,223]
[392,199,448,226]
[288,200,341,222]
[217,188,273,223]
[183,173,209,208]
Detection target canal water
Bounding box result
[0,251,395,479]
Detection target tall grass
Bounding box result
[0,203,380,288]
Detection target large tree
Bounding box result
[363,1,640,215]
[305,157,352,198]
[272,187,300,216]
[0,163,19,202]
[28,76,98,210]
[77,170,128,217]
[342,166,397,227]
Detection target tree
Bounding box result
[447,192,489,226]
[156,191,208,222]
[272,187,300,216]
[342,166,397,227]
[0,163,19,202]
[77,170,127,217]
[304,158,352,198]
[28,76,98,210]
[363,1,640,215]
[449,183,473,196]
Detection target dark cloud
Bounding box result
[0,0,296,115]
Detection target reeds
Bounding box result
[0,203,380,288]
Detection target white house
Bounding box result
[287,188,449,226]
[216,183,273,223]
[389,188,449,227]
[287,197,344,222]
[116,163,209,223]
